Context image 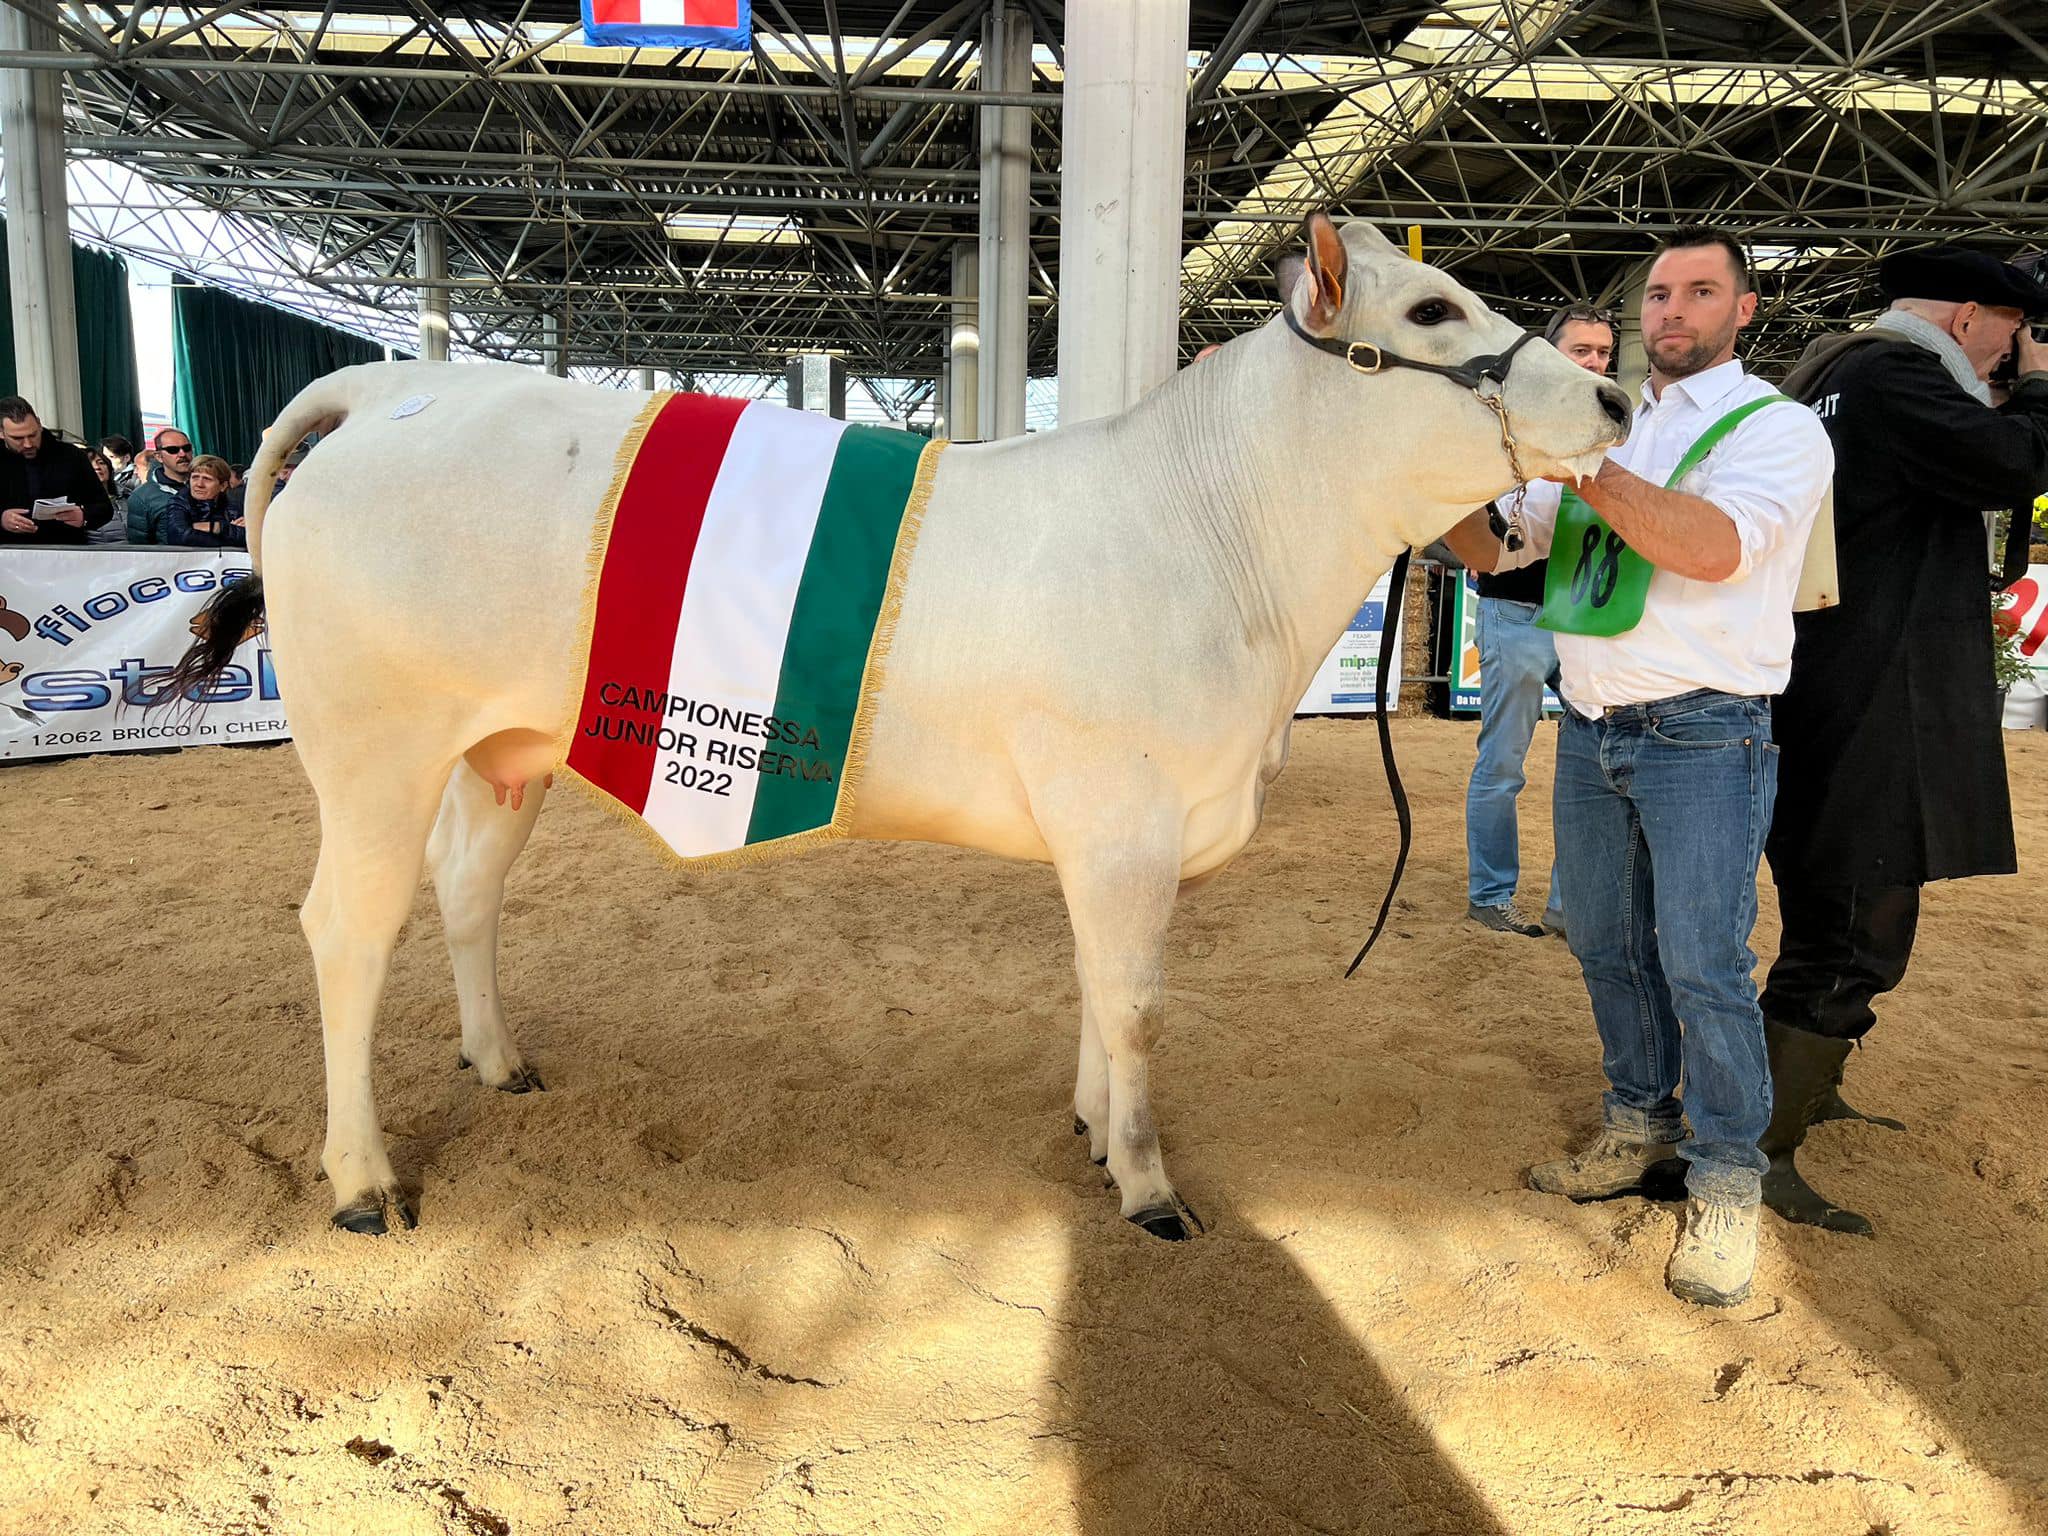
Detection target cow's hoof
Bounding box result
[332,1192,415,1235]
[497,1067,546,1094]
[1129,1203,1203,1242]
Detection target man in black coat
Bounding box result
[0,395,114,544]
[1765,247,2048,1236]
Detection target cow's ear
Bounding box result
[1299,212,1348,334]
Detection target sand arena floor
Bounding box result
[1,717,2044,1536]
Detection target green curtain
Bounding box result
[171,279,382,463]
[0,216,146,447]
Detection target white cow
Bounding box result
[172,217,1631,1237]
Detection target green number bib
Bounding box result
[1536,393,1791,637]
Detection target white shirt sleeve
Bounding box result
[1491,479,1564,571]
[1683,403,1836,583]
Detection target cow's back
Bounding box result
[261,364,652,737]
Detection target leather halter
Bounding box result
[1282,304,1540,551]
[1281,304,1540,395]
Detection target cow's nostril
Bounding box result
[1597,383,1631,427]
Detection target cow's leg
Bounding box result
[1072,957,1110,1165]
[300,745,454,1235]
[1042,795,1198,1240]
[427,760,548,1093]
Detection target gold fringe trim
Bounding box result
[550,389,674,771]
[831,435,947,839]
[555,764,854,874]
[554,428,947,875]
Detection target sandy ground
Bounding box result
[2,718,2044,1536]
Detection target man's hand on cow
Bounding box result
[1,508,34,534]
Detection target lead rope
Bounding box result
[1346,546,1413,977]
[1478,385,1530,553]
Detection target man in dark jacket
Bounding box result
[0,396,113,544]
[1765,246,2048,1236]
[126,427,196,543]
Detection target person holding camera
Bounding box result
[1763,247,2048,1238]
[0,395,113,544]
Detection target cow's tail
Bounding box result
[149,370,357,709]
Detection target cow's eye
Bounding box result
[1408,298,1459,326]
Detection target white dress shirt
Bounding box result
[1495,357,1834,715]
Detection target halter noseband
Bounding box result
[1282,305,1540,549]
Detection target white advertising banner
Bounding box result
[0,549,288,761]
[1296,572,1403,715]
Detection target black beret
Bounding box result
[1879,245,2048,317]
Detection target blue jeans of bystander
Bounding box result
[1466,596,1562,915]
[1553,690,1778,1206]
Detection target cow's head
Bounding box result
[1279,215,1633,542]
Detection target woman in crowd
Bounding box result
[164,453,247,548]
[85,448,130,545]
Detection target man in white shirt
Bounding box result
[1444,226,1835,1307]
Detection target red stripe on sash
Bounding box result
[567,393,748,811]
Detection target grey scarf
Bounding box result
[1870,308,1991,404]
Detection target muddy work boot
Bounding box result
[1760,1020,1874,1237]
[1667,1197,1759,1307]
[1528,1128,1688,1202]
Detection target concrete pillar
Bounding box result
[415,221,449,361]
[1056,0,1190,427]
[542,310,568,377]
[1614,260,1651,402]
[0,0,83,436]
[977,2,1032,440]
[948,243,980,441]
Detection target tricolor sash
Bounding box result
[560,392,942,867]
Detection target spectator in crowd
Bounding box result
[274,446,308,496]
[0,395,113,544]
[126,427,196,543]
[165,454,247,548]
[1443,226,1835,1307]
[1761,246,2048,1237]
[86,448,129,546]
[229,463,248,491]
[99,434,140,498]
[1464,302,1616,938]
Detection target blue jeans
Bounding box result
[1553,690,1778,1206]
[1466,597,1562,913]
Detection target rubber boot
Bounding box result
[1760,1020,1874,1237]
[1810,1081,1906,1132]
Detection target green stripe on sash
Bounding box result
[745,424,927,844]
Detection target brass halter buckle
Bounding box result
[1344,341,1387,375]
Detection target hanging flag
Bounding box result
[581,0,751,50]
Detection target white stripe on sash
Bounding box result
[641,402,848,856]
